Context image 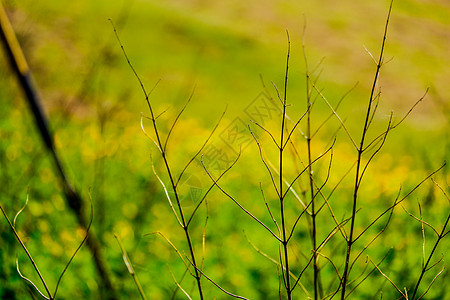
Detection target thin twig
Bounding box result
[187,148,236,226]
[410,179,449,299]
[244,232,310,297]
[16,258,50,300]
[114,234,147,300]
[176,107,227,188]
[168,266,193,300]
[311,82,357,150]
[340,3,394,298]
[260,183,281,235]
[368,257,406,299]
[311,82,358,139]
[151,161,182,226]
[111,21,205,298]
[144,231,193,277]
[164,87,196,153]
[1,198,52,298]
[249,125,280,198]
[53,191,94,297]
[185,256,250,300]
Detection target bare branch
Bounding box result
[177,106,227,188]
[151,162,182,226]
[164,86,196,153]
[54,191,94,298]
[349,194,398,276]
[392,89,428,128]
[417,264,445,300]
[249,126,280,198]
[16,258,50,300]
[358,112,393,188]
[283,108,309,150]
[354,164,445,242]
[201,198,209,270]
[271,81,284,106]
[284,139,335,200]
[363,45,377,65]
[144,231,193,277]
[312,82,358,139]
[316,251,342,282]
[411,178,449,300]
[367,90,382,130]
[362,91,427,153]
[311,82,357,150]
[244,233,310,297]
[345,250,391,299]
[187,149,235,227]
[250,120,279,149]
[141,113,161,152]
[368,257,407,299]
[1,198,52,298]
[13,193,29,227]
[265,157,309,212]
[260,183,281,235]
[168,266,192,300]
[402,206,439,237]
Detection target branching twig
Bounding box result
[340,2,394,298]
[367,256,407,299]
[410,180,449,300]
[112,20,205,298]
[4,191,93,300]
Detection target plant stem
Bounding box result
[340,2,393,298]
[111,23,204,298]
[157,129,204,300]
[280,30,292,300]
[115,234,147,300]
[306,75,319,300]
[0,204,52,299]
[410,213,449,299]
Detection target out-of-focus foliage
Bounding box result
[0,0,449,299]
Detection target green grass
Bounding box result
[1,0,449,299]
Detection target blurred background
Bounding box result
[0,0,449,298]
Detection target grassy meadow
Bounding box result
[1,0,449,299]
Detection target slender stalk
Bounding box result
[111,22,204,299]
[115,234,147,300]
[279,30,292,300]
[410,213,449,299]
[0,204,52,299]
[307,74,320,300]
[340,2,393,298]
[303,26,320,299]
[149,90,204,300]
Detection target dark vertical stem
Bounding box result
[340,2,393,299]
[302,22,321,298]
[280,30,292,300]
[306,73,319,300]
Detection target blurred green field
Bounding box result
[1,0,449,299]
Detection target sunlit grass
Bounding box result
[1,0,449,298]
